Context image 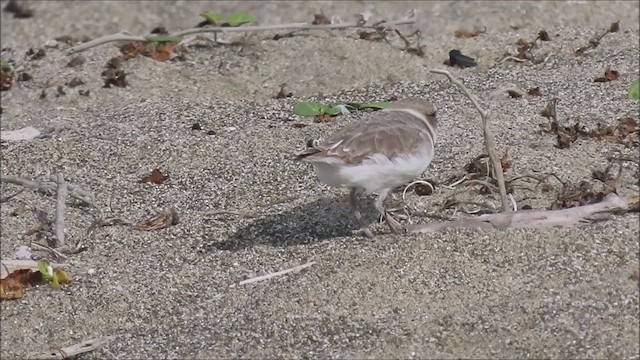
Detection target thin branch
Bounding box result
[430,69,511,212]
[27,336,114,360]
[51,173,68,247]
[236,261,316,286]
[0,188,24,203]
[67,16,417,54]
[0,175,96,206]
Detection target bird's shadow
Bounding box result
[208,196,381,251]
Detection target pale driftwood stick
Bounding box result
[67,15,416,54]
[27,336,114,360]
[237,261,316,286]
[0,174,96,206]
[430,69,511,212]
[52,173,68,247]
[406,193,628,233]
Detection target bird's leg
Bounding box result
[374,189,405,234]
[349,188,374,239]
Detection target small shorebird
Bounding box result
[294,97,437,238]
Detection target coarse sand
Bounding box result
[1,1,639,359]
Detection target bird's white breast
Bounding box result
[312,149,433,194]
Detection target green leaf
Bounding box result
[226,12,255,26]
[200,12,225,24]
[359,101,389,110]
[294,102,330,116]
[629,79,640,100]
[37,260,53,282]
[0,58,8,68]
[145,35,182,44]
[325,106,343,116]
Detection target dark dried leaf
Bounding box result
[0,68,12,91]
[16,72,32,82]
[140,169,168,184]
[312,14,331,25]
[609,21,620,33]
[134,208,179,231]
[191,123,202,130]
[66,55,86,68]
[594,68,619,82]
[39,89,46,99]
[102,69,128,88]
[358,30,384,41]
[55,85,66,97]
[151,26,169,35]
[66,77,84,88]
[291,123,307,128]
[527,87,542,96]
[4,0,33,18]
[314,113,333,123]
[78,89,90,96]
[26,48,45,60]
[454,28,483,39]
[538,30,550,41]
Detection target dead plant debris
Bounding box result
[66,55,86,68]
[575,20,620,55]
[135,208,179,231]
[102,57,128,88]
[539,100,639,148]
[454,27,486,39]
[0,66,13,91]
[140,169,168,184]
[16,72,32,82]
[66,77,85,88]
[4,0,34,19]
[311,13,331,25]
[26,48,46,61]
[594,68,619,83]
[527,87,542,96]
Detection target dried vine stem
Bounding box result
[430,69,511,212]
[67,14,417,54]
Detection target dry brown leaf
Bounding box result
[594,68,619,83]
[291,123,307,128]
[454,28,483,39]
[150,43,174,62]
[609,21,620,33]
[140,169,168,184]
[538,30,551,41]
[358,30,384,41]
[0,67,12,91]
[0,269,42,300]
[135,208,179,231]
[120,41,147,60]
[66,55,86,68]
[527,87,542,96]
[312,13,331,25]
[314,113,333,123]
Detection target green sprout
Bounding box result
[145,35,182,44]
[0,58,9,69]
[629,79,640,100]
[293,101,389,117]
[199,12,255,26]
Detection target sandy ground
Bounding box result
[1,1,639,359]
